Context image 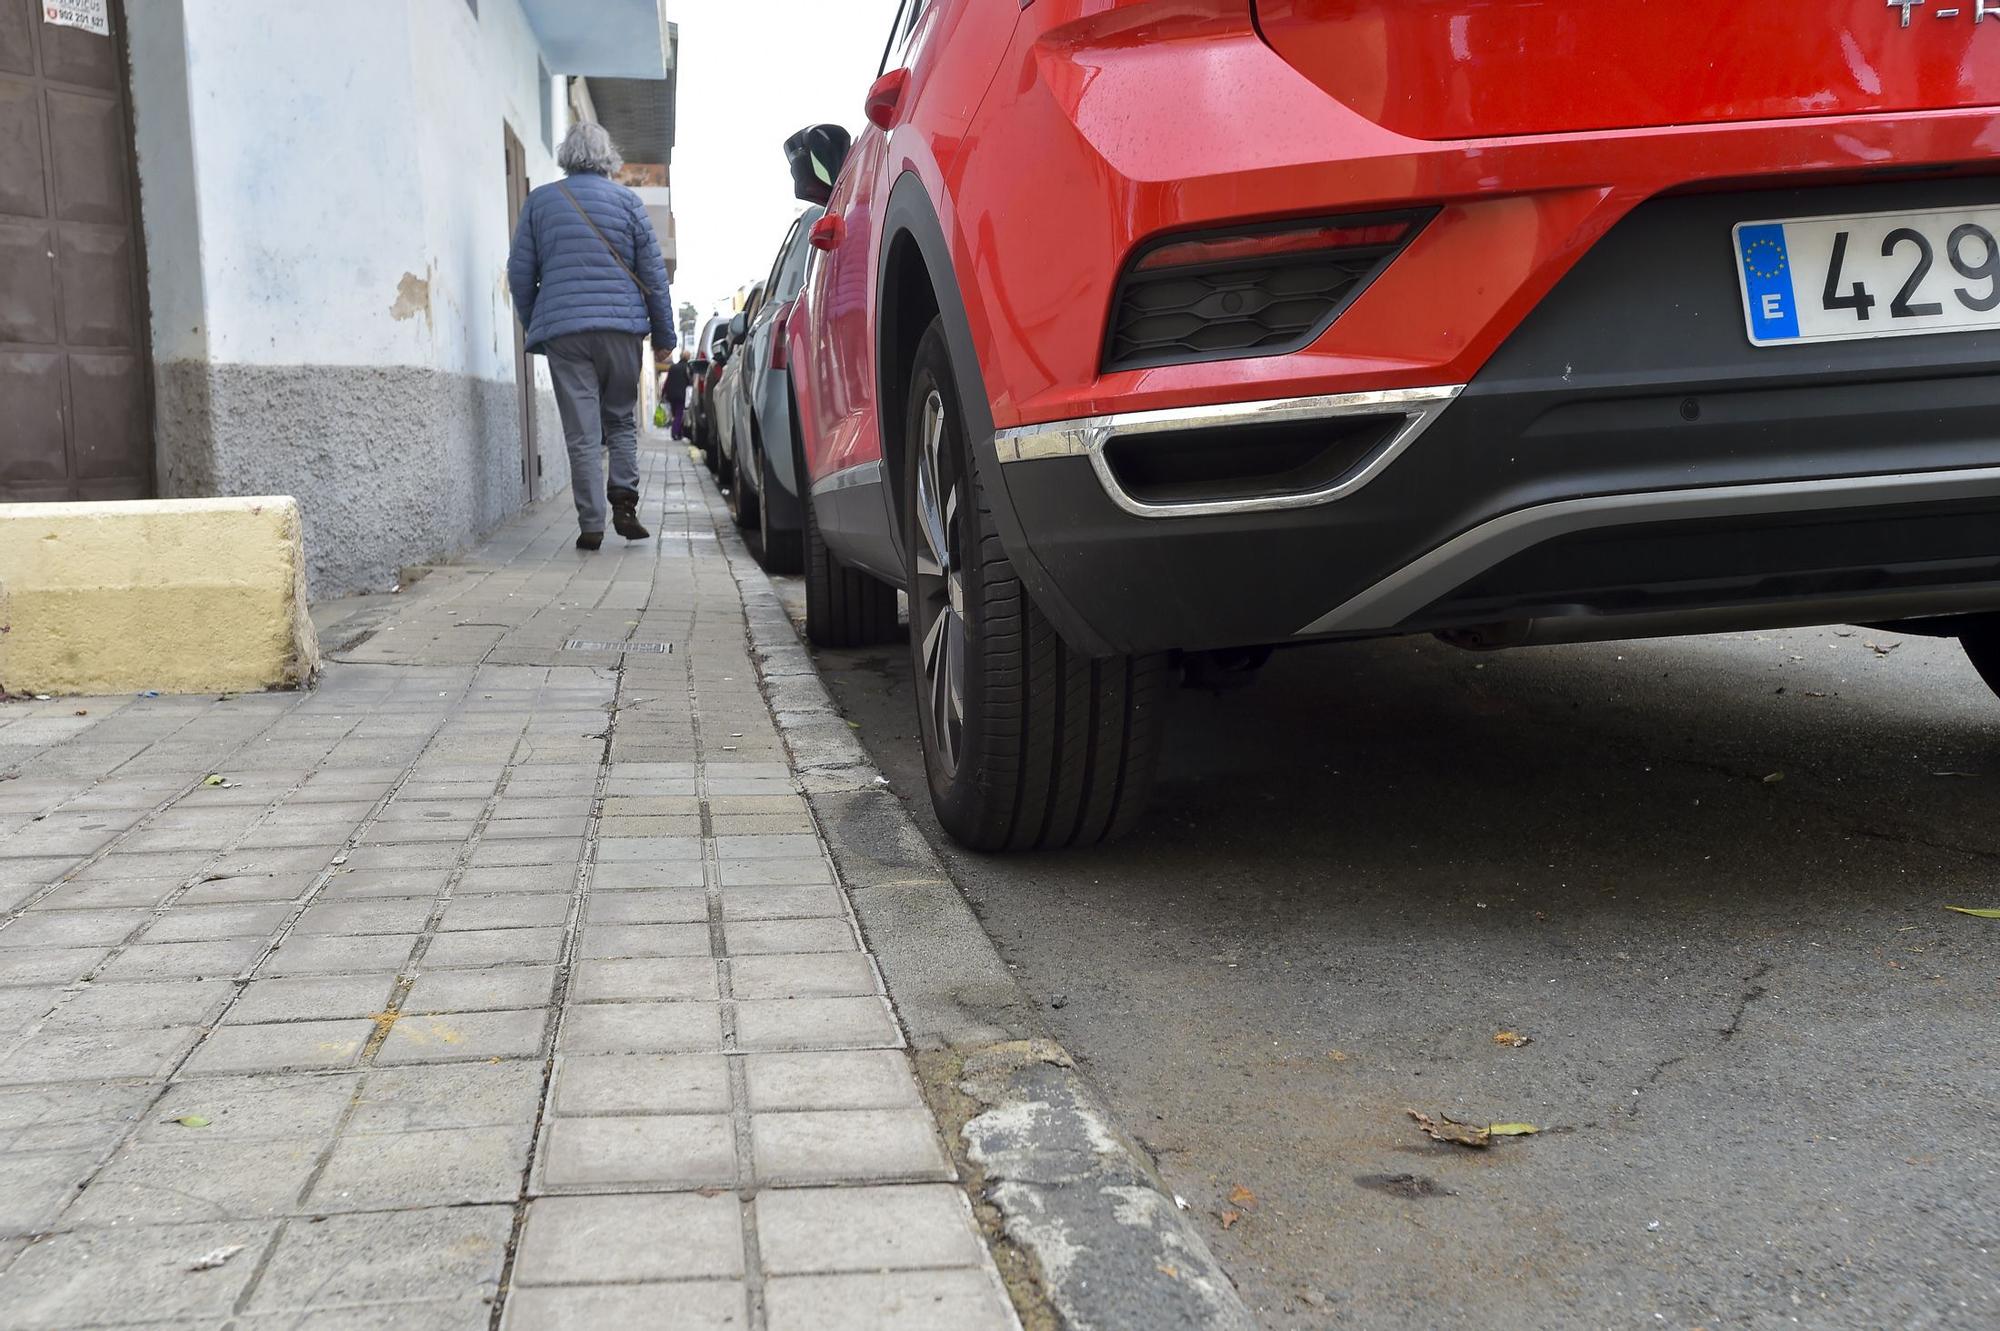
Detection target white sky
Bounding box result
[665,1,899,318]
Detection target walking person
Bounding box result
[663,350,692,441]
[507,121,674,550]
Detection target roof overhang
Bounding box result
[520,0,669,78]
[586,66,677,166]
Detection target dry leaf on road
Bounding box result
[1409,1110,1490,1148]
[1945,906,2000,919]
[1494,1031,1531,1048]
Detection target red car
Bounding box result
[782,0,2000,851]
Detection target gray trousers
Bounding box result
[546,331,642,533]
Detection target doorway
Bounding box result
[0,0,152,501]
[503,124,539,503]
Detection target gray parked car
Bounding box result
[719,208,823,573]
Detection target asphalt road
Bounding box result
[782,587,2000,1331]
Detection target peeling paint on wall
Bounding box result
[390,271,433,330]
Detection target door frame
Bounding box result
[503,124,539,502]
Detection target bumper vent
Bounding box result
[1103,213,1428,373]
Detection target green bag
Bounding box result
[653,403,669,429]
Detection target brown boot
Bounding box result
[576,530,603,551]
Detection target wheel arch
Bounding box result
[876,172,1110,654]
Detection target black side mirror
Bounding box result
[728,311,749,341]
[784,124,852,205]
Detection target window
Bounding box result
[879,0,930,74]
[538,59,553,152]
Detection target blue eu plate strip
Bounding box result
[1737,224,1799,342]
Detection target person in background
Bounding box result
[663,349,692,441]
[507,120,674,551]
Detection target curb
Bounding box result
[713,484,1257,1331]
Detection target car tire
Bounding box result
[756,428,803,575]
[1962,621,2000,697]
[726,437,758,530]
[801,417,900,649]
[900,318,1169,852]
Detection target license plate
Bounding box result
[1733,204,2000,347]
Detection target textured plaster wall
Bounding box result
[128,0,573,597]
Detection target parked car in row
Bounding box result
[718,208,826,574]
[709,284,761,493]
[687,313,732,469]
[779,0,2000,852]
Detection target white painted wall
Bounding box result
[139,0,566,378]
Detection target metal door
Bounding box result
[0,0,151,501]
[504,124,539,502]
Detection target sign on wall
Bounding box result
[42,0,108,35]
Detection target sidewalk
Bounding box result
[0,438,1019,1330]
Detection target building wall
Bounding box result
[127,0,570,596]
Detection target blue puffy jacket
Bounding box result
[507,170,675,353]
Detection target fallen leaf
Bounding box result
[169,1114,211,1128]
[1220,1209,1242,1229]
[1409,1109,1490,1149]
[1761,772,1784,785]
[1945,906,2000,919]
[1227,1184,1257,1208]
[1327,1049,1350,1063]
[188,1244,245,1272]
[1488,1122,1540,1136]
[202,774,226,786]
[1494,1031,1531,1048]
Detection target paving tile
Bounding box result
[756,1184,987,1274]
[361,819,477,844]
[0,1082,156,1152]
[578,923,710,960]
[585,889,707,925]
[144,1073,361,1142]
[215,846,344,877]
[728,953,878,1000]
[734,997,901,1052]
[743,1052,926,1113]
[403,965,557,1014]
[471,838,581,868]
[0,985,59,1035]
[0,1220,274,1328]
[98,937,267,981]
[309,1123,530,1209]
[439,893,570,930]
[226,973,400,1024]
[178,872,318,905]
[343,843,461,872]
[591,860,706,890]
[377,1009,547,1064]
[317,867,454,900]
[0,909,149,948]
[0,945,110,985]
[73,850,212,881]
[722,919,854,956]
[459,864,580,894]
[559,1002,723,1055]
[247,1205,514,1311]
[483,816,590,840]
[597,814,702,838]
[0,1025,201,1085]
[712,834,821,861]
[351,1063,544,1133]
[751,1109,952,1186]
[717,884,845,920]
[182,1019,375,1074]
[421,926,564,968]
[239,1299,494,1330]
[511,1192,743,1285]
[716,857,834,888]
[140,902,294,942]
[0,1148,99,1237]
[44,978,235,1030]
[259,933,417,976]
[292,897,436,935]
[551,1053,730,1117]
[710,812,815,836]
[536,1113,735,1189]
[570,957,718,1004]
[500,1282,748,1331]
[595,836,701,863]
[763,1270,1014,1331]
[30,878,178,910]
[66,1136,324,1223]
[601,796,701,817]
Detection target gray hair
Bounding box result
[557,120,622,176]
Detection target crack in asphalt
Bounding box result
[1625,960,1773,1118]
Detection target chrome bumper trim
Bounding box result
[990,385,1464,519]
[1297,464,2000,637]
[808,459,884,499]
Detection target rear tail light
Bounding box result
[1104,211,1432,372]
[769,302,792,370]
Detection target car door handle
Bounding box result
[866,68,910,130]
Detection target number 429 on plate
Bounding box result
[1733,204,2000,348]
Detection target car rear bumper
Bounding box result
[984,177,2000,657]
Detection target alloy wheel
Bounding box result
[911,387,966,776]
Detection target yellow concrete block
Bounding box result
[0,497,320,696]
